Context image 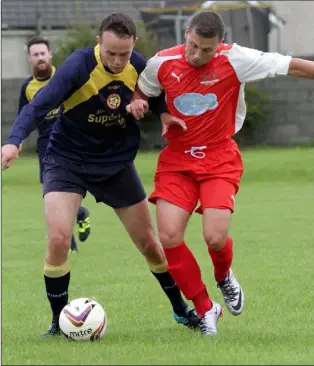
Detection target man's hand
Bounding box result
[126,99,149,120]
[160,112,187,137]
[1,144,19,170]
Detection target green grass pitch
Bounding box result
[2,147,314,365]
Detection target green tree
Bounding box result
[234,84,271,146]
[53,23,97,67]
[53,22,158,66]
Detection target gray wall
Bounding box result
[1,79,38,148]
[267,1,314,56]
[255,76,314,145]
[219,7,270,51]
[1,76,313,148]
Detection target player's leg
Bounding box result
[43,191,82,336]
[114,197,199,328]
[197,141,244,316]
[204,208,244,315]
[115,198,199,329]
[156,198,222,335]
[38,145,79,253]
[199,179,244,316]
[90,163,198,329]
[41,158,86,336]
[150,170,223,335]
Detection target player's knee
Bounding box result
[143,242,165,263]
[134,228,164,257]
[204,230,228,251]
[159,229,184,248]
[48,229,72,257]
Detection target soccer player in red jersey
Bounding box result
[126,11,314,335]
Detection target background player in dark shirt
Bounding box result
[18,36,91,252]
[2,13,199,336]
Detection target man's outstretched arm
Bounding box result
[288,58,314,79]
[2,51,84,169]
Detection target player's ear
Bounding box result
[96,35,101,45]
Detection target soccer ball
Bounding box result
[59,298,107,341]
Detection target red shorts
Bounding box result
[149,139,244,214]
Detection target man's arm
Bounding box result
[6,51,84,147]
[225,44,293,83]
[17,80,37,139]
[126,55,165,119]
[148,91,168,117]
[137,55,164,98]
[126,56,186,133]
[288,58,314,79]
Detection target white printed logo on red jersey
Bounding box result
[171,72,184,82]
[173,93,218,116]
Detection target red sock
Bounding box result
[208,237,233,282]
[192,287,212,317]
[164,242,212,317]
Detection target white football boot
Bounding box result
[217,268,244,315]
[199,301,224,336]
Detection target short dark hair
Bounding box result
[99,12,137,39]
[27,36,50,53]
[189,11,225,40]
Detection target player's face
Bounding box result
[97,31,135,74]
[184,28,222,67]
[28,44,52,76]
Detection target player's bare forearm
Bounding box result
[288,58,314,79]
[131,85,149,102]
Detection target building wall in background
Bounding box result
[267,1,314,56]
[2,29,67,79]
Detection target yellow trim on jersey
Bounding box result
[63,45,138,113]
[25,66,56,101]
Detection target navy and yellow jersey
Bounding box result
[18,66,59,140]
[8,45,166,167]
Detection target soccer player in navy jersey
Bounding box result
[18,36,91,252]
[2,13,199,336]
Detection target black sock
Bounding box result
[151,271,188,316]
[44,272,70,319]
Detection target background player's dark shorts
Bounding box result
[38,148,47,184]
[42,155,146,209]
[37,138,49,184]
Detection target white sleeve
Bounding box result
[225,44,292,83]
[137,55,164,97]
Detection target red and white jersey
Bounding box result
[138,43,292,148]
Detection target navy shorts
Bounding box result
[42,155,146,209]
[37,137,49,184]
[38,148,46,184]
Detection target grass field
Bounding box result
[2,147,314,365]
